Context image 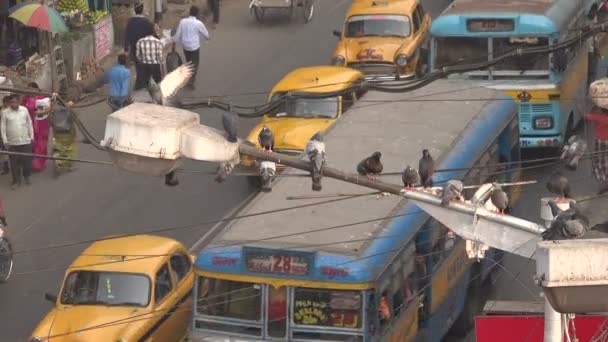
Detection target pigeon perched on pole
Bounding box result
[259,160,276,192]
[402,166,419,190]
[357,152,383,182]
[305,132,326,191]
[542,200,590,240]
[147,63,194,107]
[441,180,464,206]
[490,184,509,214]
[561,135,587,171]
[222,109,239,143]
[419,149,435,189]
[258,125,275,151]
[546,172,570,201]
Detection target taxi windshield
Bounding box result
[61,271,150,307]
[269,94,339,119]
[345,15,411,38]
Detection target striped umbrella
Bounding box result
[9,2,68,33]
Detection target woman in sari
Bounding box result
[21,82,51,172]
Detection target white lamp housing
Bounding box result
[536,238,608,313]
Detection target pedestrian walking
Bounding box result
[585,106,608,190]
[124,3,154,64]
[135,28,164,90]
[1,94,34,189]
[173,6,210,89]
[0,95,11,176]
[106,54,132,111]
[21,82,51,173]
[207,0,220,29]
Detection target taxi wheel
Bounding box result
[0,237,13,282]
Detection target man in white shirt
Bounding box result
[1,94,34,189]
[173,6,210,89]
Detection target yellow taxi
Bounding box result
[30,235,194,342]
[241,65,365,184]
[331,0,431,80]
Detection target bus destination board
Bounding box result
[466,19,514,32]
[245,248,312,276]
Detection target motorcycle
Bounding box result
[0,198,12,282]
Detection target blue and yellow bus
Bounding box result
[429,0,604,151]
[189,79,520,341]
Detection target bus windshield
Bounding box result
[434,36,551,79]
[346,15,411,38]
[269,94,339,119]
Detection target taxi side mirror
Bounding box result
[332,30,342,38]
[44,293,57,304]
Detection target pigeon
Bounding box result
[259,160,276,192]
[305,132,326,191]
[357,152,383,182]
[222,110,238,143]
[164,171,179,187]
[542,200,590,240]
[546,172,570,201]
[441,180,464,206]
[402,166,419,190]
[258,125,274,151]
[148,63,194,106]
[560,135,587,171]
[419,149,435,189]
[490,185,509,215]
[215,162,235,183]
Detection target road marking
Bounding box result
[189,191,258,253]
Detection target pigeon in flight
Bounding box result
[419,149,435,189]
[402,166,419,190]
[441,180,464,206]
[305,132,326,191]
[546,172,570,201]
[259,160,276,192]
[215,162,235,183]
[561,135,587,171]
[542,200,590,240]
[357,152,383,182]
[258,125,274,151]
[148,63,194,107]
[490,184,509,214]
[222,110,238,143]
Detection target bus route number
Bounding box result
[247,254,309,276]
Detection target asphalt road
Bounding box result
[0,0,450,340]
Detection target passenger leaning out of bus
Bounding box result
[379,293,391,325]
[585,106,608,194]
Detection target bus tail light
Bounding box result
[533,117,553,129]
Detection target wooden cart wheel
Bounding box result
[254,6,265,23]
[301,0,313,23]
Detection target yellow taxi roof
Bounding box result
[347,0,417,17]
[68,235,185,275]
[271,66,363,94]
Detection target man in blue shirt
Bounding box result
[106,54,131,111]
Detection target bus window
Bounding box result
[293,288,362,328]
[492,37,550,73]
[378,291,391,330]
[197,278,262,321]
[267,286,287,338]
[435,37,488,68]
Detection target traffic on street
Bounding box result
[1,0,608,341]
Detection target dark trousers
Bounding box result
[207,0,220,24]
[7,144,32,184]
[134,63,162,90]
[184,49,200,85]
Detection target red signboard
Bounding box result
[246,254,310,276]
[475,315,608,342]
[466,19,514,32]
